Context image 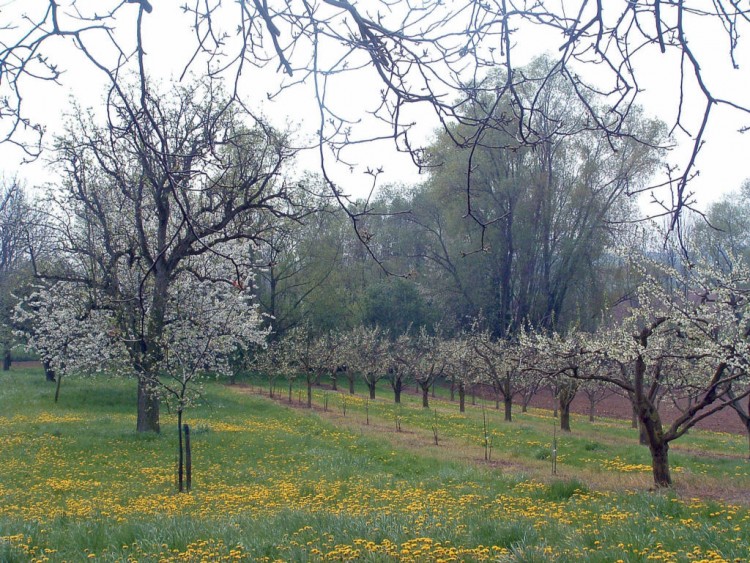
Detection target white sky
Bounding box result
[1,1,749,213]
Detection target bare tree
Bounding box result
[1,1,747,241]
[251,199,343,338]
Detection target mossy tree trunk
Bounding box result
[420,380,430,408]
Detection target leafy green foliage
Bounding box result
[361,278,435,334]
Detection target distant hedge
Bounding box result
[10,346,39,362]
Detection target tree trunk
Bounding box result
[307,380,313,408]
[288,381,293,403]
[649,439,672,487]
[629,393,639,429]
[349,377,355,394]
[393,379,402,404]
[639,423,648,445]
[450,380,455,401]
[637,390,672,487]
[589,398,595,422]
[459,383,465,413]
[331,374,337,391]
[140,261,168,434]
[177,410,184,493]
[504,395,512,422]
[727,394,750,459]
[2,350,10,371]
[560,400,571,432]
[137,376,160,433]
[43,359,56,382]
[522,389,534,413]
[184,424,192,493]
[369,381,376,400]
[54,373,63,403]
[421,382,430,408]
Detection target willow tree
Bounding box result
[398,59,664,335]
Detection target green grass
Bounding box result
[252,373,750,492]
[1,367,749,561]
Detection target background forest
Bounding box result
[241,59,738,342]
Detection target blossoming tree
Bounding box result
[344,326,388,400]
[571,252,750,487]
[19,77,301,433]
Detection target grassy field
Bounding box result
[1,367,749,562]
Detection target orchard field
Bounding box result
[1,366,750,562]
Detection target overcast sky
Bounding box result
[1,1,748,213]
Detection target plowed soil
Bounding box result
[525,386,747,435]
